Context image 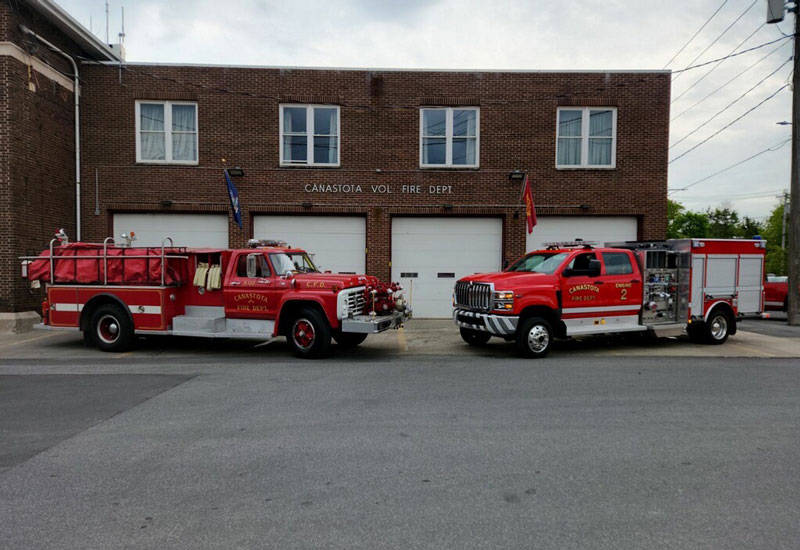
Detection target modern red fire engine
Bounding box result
[21,231,410,358]
[453,239,767,358]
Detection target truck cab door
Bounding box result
[223,252,277,319]
[599,251,643,312]
[561,251,603,311]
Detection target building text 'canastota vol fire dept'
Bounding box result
[0,0,668,329]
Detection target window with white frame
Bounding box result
[420,107,479,167]
[556,107,617,168]
[280,104,340,166]
[135,101,198,164]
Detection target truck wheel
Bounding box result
[88,304,134,352]
[288,307,331,359]
[686,323,704,343]
[333,331,368,348]
[516,317,553,358]
[460,327,491,346]
[703,309,731,345]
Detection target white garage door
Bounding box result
[113,213,229,248]
[253,215,366,274]
[392,217,503,318]
[526,216,638,252]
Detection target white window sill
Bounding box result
[135,161,200,166]
[419,165,480,170]
[555,165,616,170]
[279,163,341,168]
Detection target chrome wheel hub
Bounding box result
[527,325,549,353]
[710,315,727,340]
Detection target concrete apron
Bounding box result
[0,319,799,360]
[0,312,41,334]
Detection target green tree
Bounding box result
[737,216,764,240]
[763,200,789,275]
[676,211,709,238]
[707,207,740,238]
[666,200,685,239]
[667,200,709,238]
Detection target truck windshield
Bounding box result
[507,252,568,274]
[270,252,319,274]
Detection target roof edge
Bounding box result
[88,60,671,74]
[25,0,119,61]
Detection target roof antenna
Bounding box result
[118,6,125,83]
[105,1,109,45]
[119,6,125,45]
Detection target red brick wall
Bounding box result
[0,1,85,312]
[78,64,670,284]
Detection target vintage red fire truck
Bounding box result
[453,239,767,358]
[21,232,410,358]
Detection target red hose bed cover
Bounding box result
[27,243,186,285]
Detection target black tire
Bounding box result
[686,322,704,343]
[703,309,732,345]
[88,304,134,352]
[287,307,332,359]
[333,331,368,348]
[460,327,491,346]
[783,299,788,313]
[515,316,553,358]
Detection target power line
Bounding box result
[669,84,789,164]
[668,137,791,193]
[662,0,729,69]
[672,0,758,82]
[671,40,789,121]
[671,35,792,74]
[677,189,784,200]
[671,22,765,104]
[670,57,792,150]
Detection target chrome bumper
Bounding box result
[340,309,410,334]
[453,308,518,336]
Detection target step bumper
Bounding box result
[340,309,410,334]
[453,308,518,336]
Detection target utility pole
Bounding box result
[790,4,800,325]
[768,0,800,324]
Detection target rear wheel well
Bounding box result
[277,301,328,335]
[519,306,564,338]
[79,294,132,331]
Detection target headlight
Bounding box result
[493,290,514,311]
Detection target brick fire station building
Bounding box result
[1,0,669,323]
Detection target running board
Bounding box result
[566,324,647,336]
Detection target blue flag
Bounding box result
[224,169,243,229]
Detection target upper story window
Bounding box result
[135,100,198,164]
[556,107,616,169]
[280,104,340,166]
[420,107,479,168]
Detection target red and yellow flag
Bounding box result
[523,175,537,234]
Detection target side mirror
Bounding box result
[502,259,510,270]
[587,259,601,278]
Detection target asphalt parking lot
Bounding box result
[1,319,799,550]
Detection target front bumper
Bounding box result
[340,309,410,334]
[453,308,519,336]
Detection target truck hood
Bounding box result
[459,271,559,288]
[291,272,378,289]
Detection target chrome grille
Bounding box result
[346,289,367,315]
[454,281,492,311]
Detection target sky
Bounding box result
[60,0,794,221]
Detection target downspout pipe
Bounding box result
[19,25,81,241]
